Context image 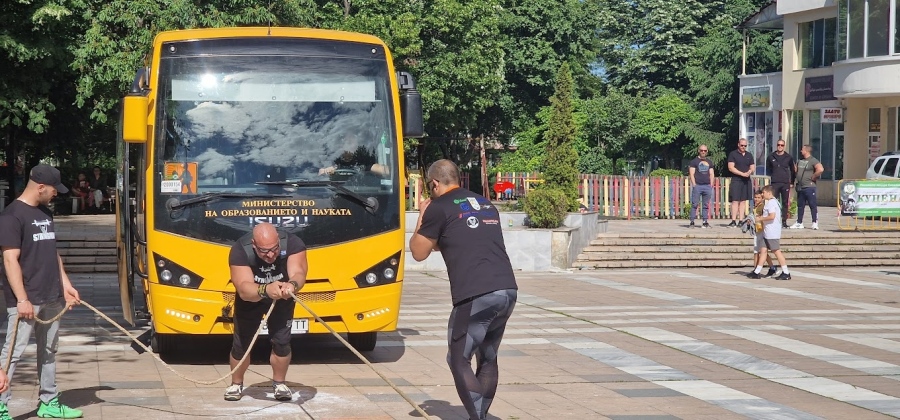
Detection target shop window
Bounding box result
[840,0,893,59]
[800,18,837,68]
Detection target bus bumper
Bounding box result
[148,281,403,335]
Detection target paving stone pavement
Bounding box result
[1,266,899,419]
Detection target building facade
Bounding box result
[739,0,900,203]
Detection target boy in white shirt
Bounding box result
[748,185,791,280]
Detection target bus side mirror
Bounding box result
[397,71,424,138]
[122,94,149,143]
[123,68,150,143]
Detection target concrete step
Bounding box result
[577,251,900,261]
[582,245,900,253]
[56,236,117,273]
[572,258,900,269]
[576,229,900,269]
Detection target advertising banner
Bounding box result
[821,107,843,124]
[839,180,900,217]
[741,86,772,111]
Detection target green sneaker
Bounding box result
[36,397,83,418]
[0,401,12,420]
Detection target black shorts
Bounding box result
[729,177,752,202]
[231,298,295,359]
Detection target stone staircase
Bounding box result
[573,231,900,269]
[56,229,118,273]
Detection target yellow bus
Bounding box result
[115,27,423,354]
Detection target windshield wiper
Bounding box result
[167,192,293,212]
[257,180,379,214]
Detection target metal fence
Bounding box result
[494,172,771,220]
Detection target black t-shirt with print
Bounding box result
[689,157,713,185]
[417,188,517,305]
[0,200,63,308]
[229,233,307,312]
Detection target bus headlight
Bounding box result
[353,251,402,288]
[153,252,204,289]
[178,274,192,286]
[365,273,378,285]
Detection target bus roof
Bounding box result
[152,27,388,49]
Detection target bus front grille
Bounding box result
[221,291,336,303]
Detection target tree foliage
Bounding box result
[0,0,784,192]
[541,63,579,211]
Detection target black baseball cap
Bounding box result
[30,164,69,194]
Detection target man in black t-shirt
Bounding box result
[727,138,755,227]
[767,138,796,228]
[688,145,715,228]
[0,164,82,419]
[224,223,307,402]
[410,159,517,420]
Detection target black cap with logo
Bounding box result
[30,164,69,194]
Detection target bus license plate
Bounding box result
[258,319,309,335]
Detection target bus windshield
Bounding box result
[153,40,400,247]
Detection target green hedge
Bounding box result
[523,187,568,228]
[649,168,683,177]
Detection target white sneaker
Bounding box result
[273,383,293,401]
[811,222,818,230]
[789,223,804,229]
[224,383,243,401]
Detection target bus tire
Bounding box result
[151,331,177,354]
[347,332,377,352]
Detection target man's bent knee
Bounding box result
[272,340,291,357]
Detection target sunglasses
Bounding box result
[738,144,747,147]
[254,244,280,255]
[777,143,785,146]
[699,149,708,152]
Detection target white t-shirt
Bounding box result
[762,198,782,239]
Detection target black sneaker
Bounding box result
[764,267,777,278]
[782,222,789,229]
[689,221,696,228]
[746,271,761,279]
[776,273,791,280]
[727,220,737,228]
[702,221,710,229]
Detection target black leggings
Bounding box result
[447,289,517,420]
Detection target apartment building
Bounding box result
[738,0,900,203]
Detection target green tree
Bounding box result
[684,0,782,141]
[542,63,579,211]
[577,90,645,174]
[629,91,724,168]
[595,0,719,94]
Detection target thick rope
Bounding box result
[4,300,275,386]
[290,295,431,419]
[2,297,432,419]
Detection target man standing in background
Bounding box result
[767,138,796,228]
[727,138,755,227]
[790,145,825,230]
[688,145,715,228]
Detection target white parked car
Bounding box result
[866,151,900,179]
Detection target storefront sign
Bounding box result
[839,180,900,217]
[740,86,772,111]
[821,107,843,124]
[804,75,836,102]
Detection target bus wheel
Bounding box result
[151,331,177,354]
[347,332,377,352]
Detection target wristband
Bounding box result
[257,284,269,299]
[16,299,28,304]
[289,281,300,291]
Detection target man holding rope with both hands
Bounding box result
[224,222,307,402]
[0,164,82,419]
